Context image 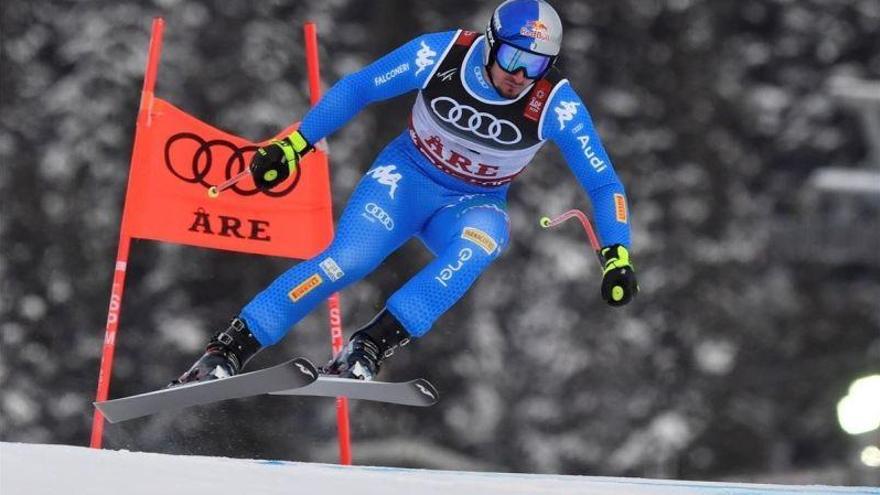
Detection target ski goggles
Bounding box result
[494,41,554,79]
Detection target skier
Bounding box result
[172,0,638,385]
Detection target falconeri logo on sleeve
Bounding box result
[461,227,498,255]
[614,194,628,223]
[289,274,323,302]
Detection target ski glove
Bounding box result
[249,130,312,191]
[600,244,639,307]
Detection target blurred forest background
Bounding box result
[2,0,879,486]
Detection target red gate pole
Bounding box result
[89,17,165,449]
[303,21,353,465]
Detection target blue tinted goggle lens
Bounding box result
[495,42,551,79]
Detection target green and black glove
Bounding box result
[249,130,313,191]
[600,244,639,307]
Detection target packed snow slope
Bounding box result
[1,442,877,495]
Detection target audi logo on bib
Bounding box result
[430,96,523,145]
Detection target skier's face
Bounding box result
[489,62,533,98]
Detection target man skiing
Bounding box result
[172,0,638,385]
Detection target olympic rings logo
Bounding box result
[430,96,522,145]
[163,133,300,197]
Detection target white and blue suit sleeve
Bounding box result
[298,31,457,144]
[541,82,632,249]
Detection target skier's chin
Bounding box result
[496,82,525,99]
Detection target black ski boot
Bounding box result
[323,308,411,381]
[169,317,262,387]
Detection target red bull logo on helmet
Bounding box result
[520,20,551,41]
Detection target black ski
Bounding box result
[269,375,439,407]
[94,357,318,423]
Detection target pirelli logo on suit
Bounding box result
[289,274,323,302]
[462,227,498,255]
[614,193,628,223]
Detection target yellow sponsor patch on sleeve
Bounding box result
[288,274,323,302]
[614,193,628,223]
[461,227,498,255]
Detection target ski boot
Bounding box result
[169,317,262,387]
[323,308,411,381]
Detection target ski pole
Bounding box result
[207,168,250,198]
[539,209,604,267]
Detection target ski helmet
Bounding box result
[483,0,563,79]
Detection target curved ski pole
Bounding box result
[539,209,604,268]
[207,168,251,198]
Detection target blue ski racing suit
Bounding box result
[240,29,632,347]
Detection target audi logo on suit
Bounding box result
[430,96,523,145]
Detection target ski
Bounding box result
[269,375,439,407]
[94,357,318,423]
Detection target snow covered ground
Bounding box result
[1,442,877,495]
